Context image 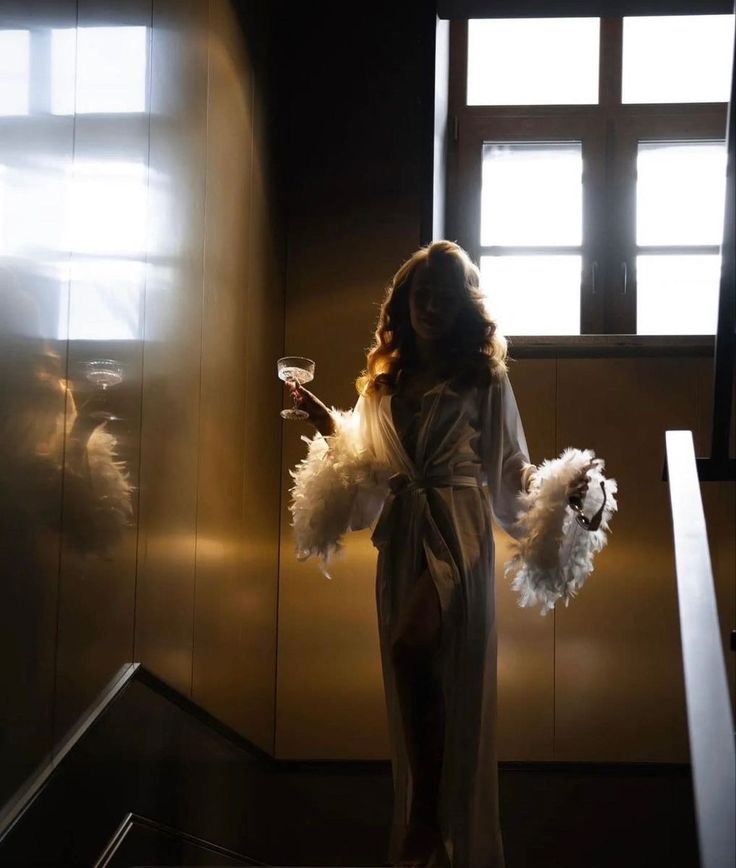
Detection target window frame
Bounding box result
[446,17,729,338]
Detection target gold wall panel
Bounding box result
[192,0,281,753]
[238,42,285,754]
[276,20,433,755]
[555,358,714,762]
[277,203,427,759]
[133,0,209,697]
[0,0,77,804]
[495,359,556,761]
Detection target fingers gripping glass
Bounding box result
[277,356,315,420]
[568,480,607,532]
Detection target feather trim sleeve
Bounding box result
[504,448,618,615]
[288,394,389,580]
[63,426,134,554]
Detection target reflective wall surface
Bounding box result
[0,0,284,805]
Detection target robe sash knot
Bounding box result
[370,469,484,551]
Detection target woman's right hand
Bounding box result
[286,381,336,436]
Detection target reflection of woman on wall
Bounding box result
[0,286,132,556]
[0,278,133,802]
[286,241,599,868]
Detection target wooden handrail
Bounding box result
[666,430,735,868]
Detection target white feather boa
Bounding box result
[288,407,387,580]
[504,448,618,615]
[288,413,618,609]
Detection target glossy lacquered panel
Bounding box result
[0,0,77,805]
[133,0,208,697]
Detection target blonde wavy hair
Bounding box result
[355,240,508,397]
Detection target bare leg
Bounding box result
[391,558,446,865]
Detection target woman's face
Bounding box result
[409,260,461,341]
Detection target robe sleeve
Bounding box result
[288,390,389,578]
[330,393,389,532]
[479,372,537,539]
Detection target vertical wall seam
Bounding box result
[274,123,285,756]
[130,0,156,671]
[237,8,258,745]
[274,41,288,760]
[191,0,213,700]
[51,0,81,758]
[553,355,559,759]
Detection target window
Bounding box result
[448,14,734,336]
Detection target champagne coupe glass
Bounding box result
[83,358,124,422]
[277,356,315,420]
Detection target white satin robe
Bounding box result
[337,373,533,868]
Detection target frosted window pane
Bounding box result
[636,255,720,335]
[623,15,735,104]
[0,30,30,116]
[482,143,582,246]
[637,142,727,246]
[480,255,581,336]
[468,18,599,106]
[75,26,148,114]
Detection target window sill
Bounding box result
[507,335,715,358]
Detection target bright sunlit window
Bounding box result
[480,143,583,335]
[636,142,726,335]
[451,12,734,336]
[623,15,735,104]
[637,142,727,246]
[481,143,582,246]
[637,255,721,335]
[481,255,581,336]
[467,18,599,106]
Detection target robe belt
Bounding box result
[370,470,483,550]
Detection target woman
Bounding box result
[287,241,590,868]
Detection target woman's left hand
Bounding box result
[567,460,597,505]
